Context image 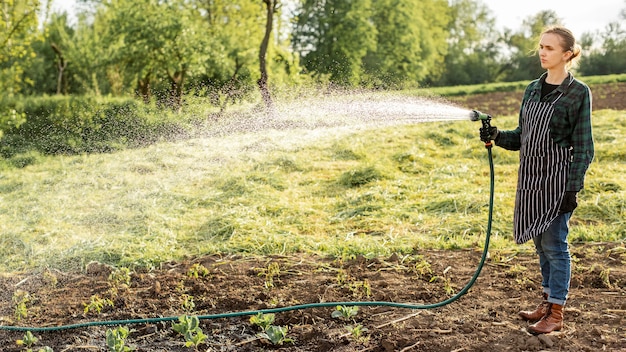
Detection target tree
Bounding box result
[579,20,626,76]
[101,0,213,109]
[363,0,450,88]
[258,0,279,115]
[292,0,377,86]
[435,0,502,86]
[0,0,42,96]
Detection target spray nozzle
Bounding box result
[469,110,492,122]
[470,110,494,147]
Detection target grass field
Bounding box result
[0,103,624,273]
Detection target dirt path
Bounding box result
[1,242,625,351]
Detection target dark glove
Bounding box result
[559,191,578,214]
[479,126,498,142]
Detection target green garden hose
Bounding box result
[0,145,495,333]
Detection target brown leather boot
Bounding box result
[519,293,549,322]
[527,303,563,335]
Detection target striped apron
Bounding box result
[513,90,572,244]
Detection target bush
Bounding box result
[0,95,193,157]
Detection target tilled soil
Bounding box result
[1,242,625,352]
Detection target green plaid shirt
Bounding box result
[496,72,595,191]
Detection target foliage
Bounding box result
[258,325,293,345]
[83,294,114,315]
[12,290,30,321]
[106,326,134,352]
[250,312,275,331]
[172,315,208,349]
[331,305,359,321]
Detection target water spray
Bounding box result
[0,106,497,334]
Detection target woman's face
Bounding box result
[538,33,572,70]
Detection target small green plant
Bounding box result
[187,263,210,279]
[249,313,275,331]
[83,294,114,315]
[347,280,371,299]
[257,262,281,289]
[109,267,132,287]
[12,290,30,321]
[16,331,38,348]
[172,315,207,350]
[331,305,359,321]
[15,330,53,352]
[258,325,293,345]
[42,270,58,288]
[430,275,455,296]
[106,326,134,352]
[181,294,196,313]
[346,324,368,341]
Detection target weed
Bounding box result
[187,263,210,279]
[172,315,207,350]
[12,290,30,321]
[83,294,114,315]
[106,326,135,352]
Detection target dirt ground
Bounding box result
[1,83,625,352]
[1,243,625,352]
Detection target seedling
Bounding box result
[250,313,275,331]
[106,326,134,352]
[346,324,368,341]
[257,262,281,289]
[187,263,210,279]
[109,267,132,287]
[430,275,454,296]
[181,294,196,313]
[172,315,207,350]
[347,280,371,299]
[16,331,38,348]
[83,294,114,315]
[258,325,292,345]
[331,305,359,321]
[13,290,30,321]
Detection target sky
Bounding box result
[50,0,625,38]
[480,0,625,38]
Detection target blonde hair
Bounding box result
[541,25,582,69]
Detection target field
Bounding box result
[1,83,625,351]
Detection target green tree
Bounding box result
[0,0,42,96]
[292,0,377,86]
[363,0,450,89]
[579,20,626,76]
[436,0,502,86]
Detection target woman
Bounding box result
[480,25,594,334]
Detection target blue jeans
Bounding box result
[532,212,571,306]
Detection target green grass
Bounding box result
[0,105,624,273]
